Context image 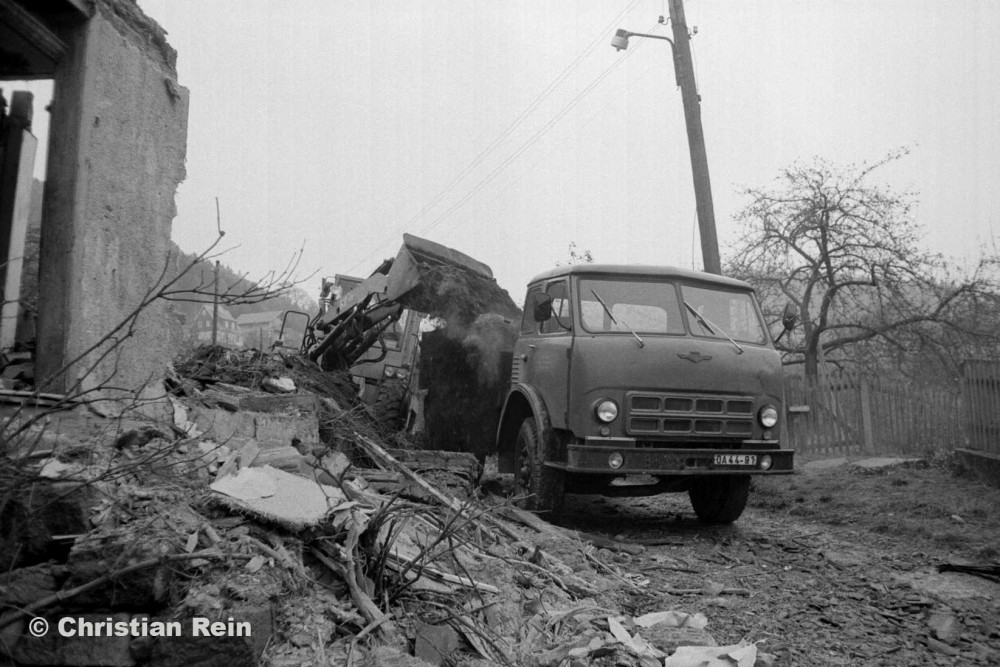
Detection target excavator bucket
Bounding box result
[383,233,494,302]
[307,232,516,370]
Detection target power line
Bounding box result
[345,0,643,275]
[416,38,651,239]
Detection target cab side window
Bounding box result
[520,287,541,334]
[540,281,571,334]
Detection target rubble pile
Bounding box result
[0,346,764,667]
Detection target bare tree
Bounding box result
[557,242,593,266]
[727,149,1000,382]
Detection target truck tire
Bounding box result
[374,378,407,431]
[514,417,565,518]
[689,476,751,524]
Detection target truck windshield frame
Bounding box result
[574,275,769,345]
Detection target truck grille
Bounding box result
[626,392,754,437]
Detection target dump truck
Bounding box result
[494,263,796,524]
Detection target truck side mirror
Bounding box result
[781,302,799,331]
[532,292,554,322]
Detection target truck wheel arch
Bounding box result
[496,384,552,474]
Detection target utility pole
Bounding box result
[667,0,721,275]
[211,260,220,346]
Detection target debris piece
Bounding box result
[353,433,507,540]
[210,466,345,529]
[634,610,709,630]
[607,616,667,661]
[37,458,86,480]
[663,641,757,667]
[413,620,461,666]
[262,377,296,394]
[643,625,719,654]
[926,637,960,656]
[927,609,961,642]
[210,467,277,501]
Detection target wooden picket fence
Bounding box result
[784,373,963,457]
[963,360,1000,455]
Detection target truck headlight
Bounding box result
[595,400,619,423]
[758,405,779,428]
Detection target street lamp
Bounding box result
[611,2,721,276]
[611,29,680,86]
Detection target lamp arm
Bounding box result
[623,31,675,50]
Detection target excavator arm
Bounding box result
[305,234,493,371]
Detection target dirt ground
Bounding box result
[552,456,1000,666]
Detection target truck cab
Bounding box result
[495,264,794,523]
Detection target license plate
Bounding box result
[714,454,757,466]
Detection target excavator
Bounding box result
[300,233,494,377]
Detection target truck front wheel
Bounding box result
[514,417,565,518]
[688,476,751,524]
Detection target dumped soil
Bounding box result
[401,262,520,329]
[418,315,516,458]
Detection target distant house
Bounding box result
[236,310,299,349]
[190,304,243,348]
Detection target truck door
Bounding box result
[517,279,573,429]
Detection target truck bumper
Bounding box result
[562,439,794,475]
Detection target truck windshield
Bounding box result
[578,278,686,334]
[680,284,767,344]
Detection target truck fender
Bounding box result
[496,383,553,474]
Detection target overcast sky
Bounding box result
[75,1,1000,298]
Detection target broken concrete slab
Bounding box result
[210,465,346,530]
[187,404,319,452]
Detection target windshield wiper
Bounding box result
[683,301,743,354]
[591,289,644,348]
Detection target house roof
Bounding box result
[197,303,237,322]
[235,311,285,326]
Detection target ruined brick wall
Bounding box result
[36,0,188,406]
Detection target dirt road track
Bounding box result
[558,464,1000,666]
